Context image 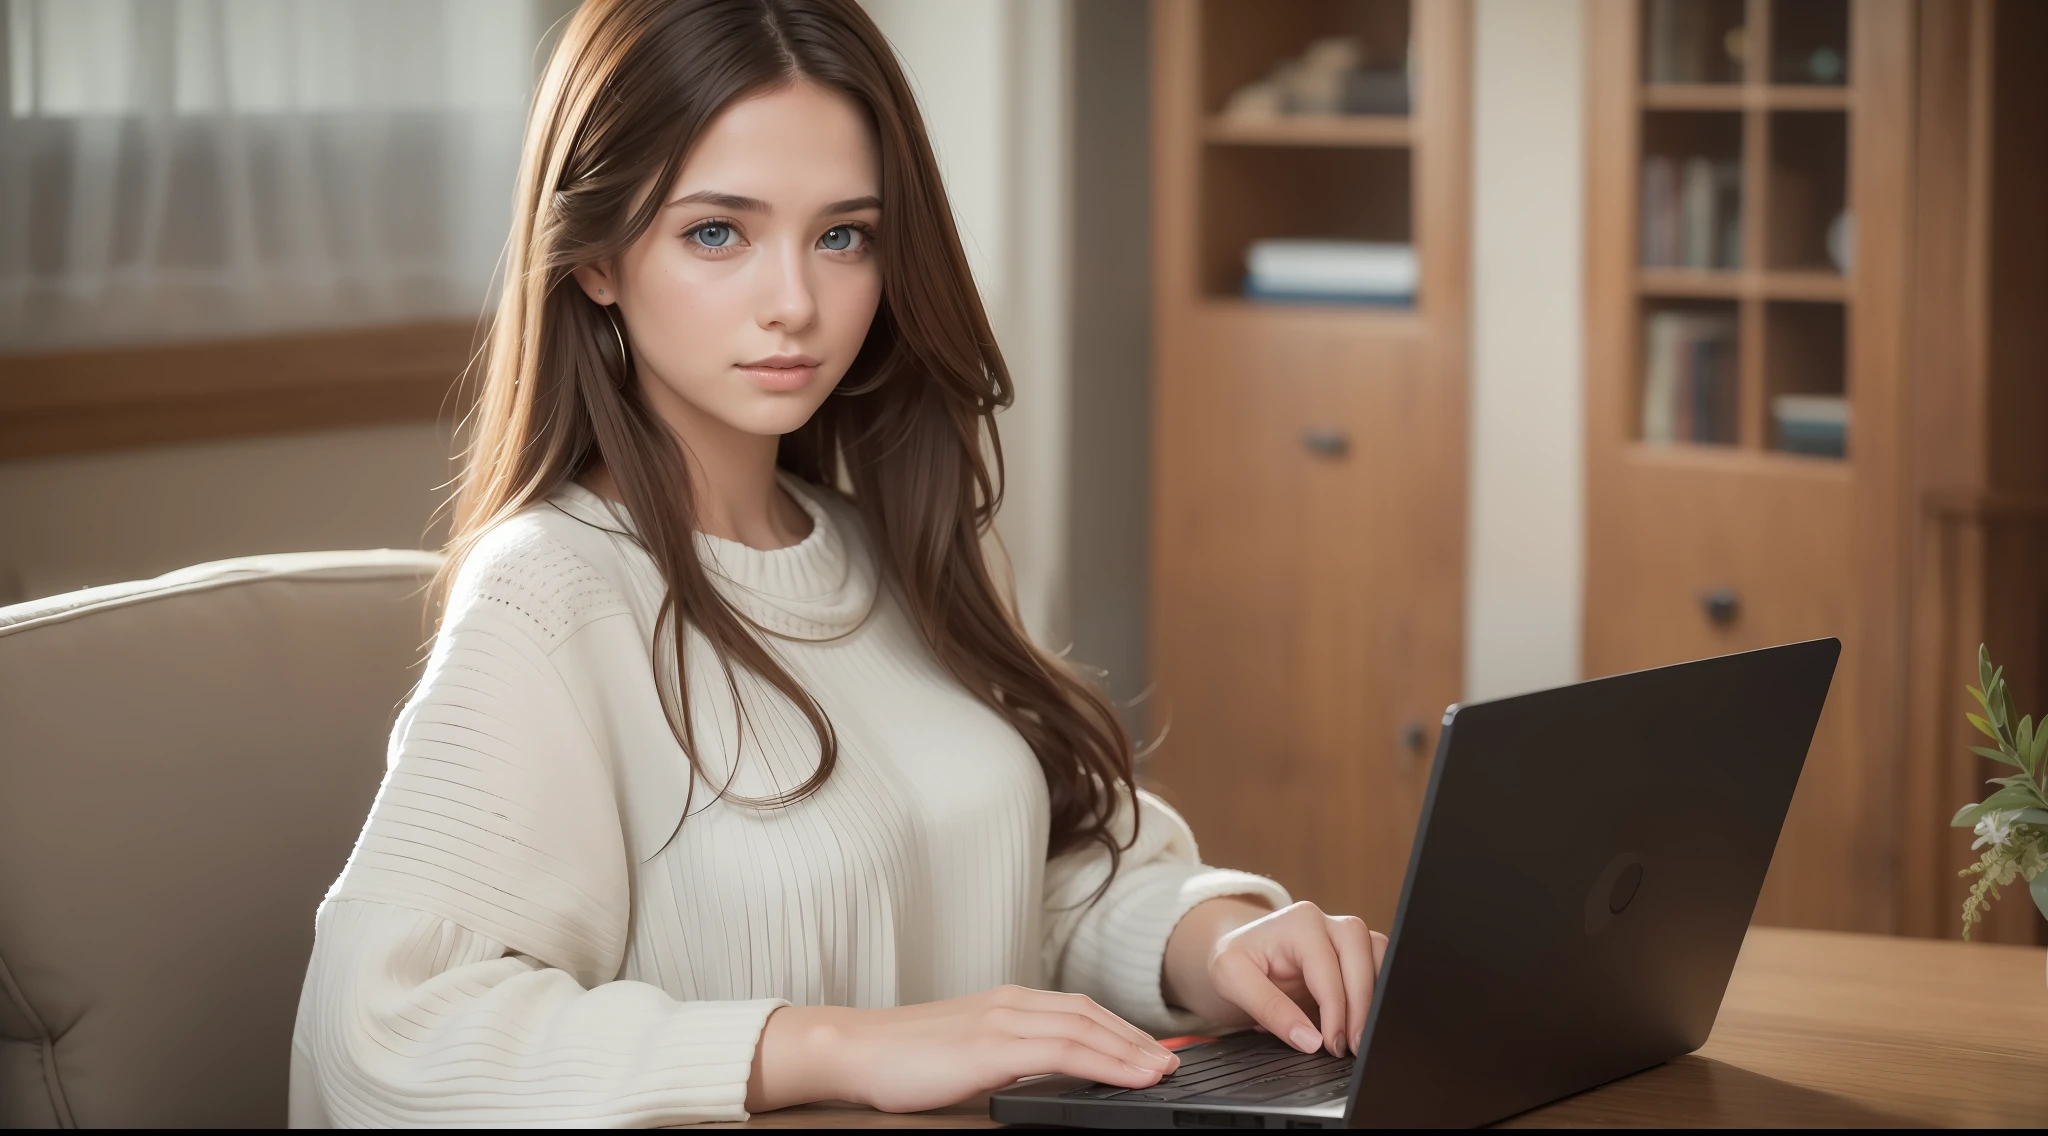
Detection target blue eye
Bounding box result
[691,222,734,248]
[820,225,863,252]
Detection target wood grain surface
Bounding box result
[711,926,2048,1128]
[0,320,476,459]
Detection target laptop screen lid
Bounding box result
[1342,639,1839,1128]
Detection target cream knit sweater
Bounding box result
[288,476,1287,1127]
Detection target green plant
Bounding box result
[1950,645,2048,939]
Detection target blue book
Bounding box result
[1242,278,1415,307]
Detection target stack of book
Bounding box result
[1641,156,1742,269]
[1772,394,1848,457]
[1641,310,1738,445]
[1243,240,1416,306]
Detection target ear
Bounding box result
[572,263,618,306]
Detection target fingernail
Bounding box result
[1289,1025,1321,1053]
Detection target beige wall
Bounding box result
[1464,0,1586,701]
[0,423,453,605]
[861,0,1074,651]
[1065,0,1152,724]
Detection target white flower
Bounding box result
[1973,809,2019,850]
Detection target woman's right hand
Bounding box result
[745,985,1180,1114]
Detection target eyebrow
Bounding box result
[820,195,882,215]
[663,190,881,216]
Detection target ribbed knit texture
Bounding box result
[289,476,1288,1127]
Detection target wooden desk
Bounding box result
[713,927,2048,1128]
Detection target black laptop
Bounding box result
[991,639,1839,1129]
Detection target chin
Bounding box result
[725,393,832,438]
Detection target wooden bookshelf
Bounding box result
[1203,113,1412,147]
[1587,0,2048,945]
[1636,267,1850,302]
[1641,83,1855,110]
[1146,0,1469,929]
[1588,0,1904,936]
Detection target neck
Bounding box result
[586,374,813,551]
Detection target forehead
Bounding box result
[674,81,879,202]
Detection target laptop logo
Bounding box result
[1583,852,1644,935]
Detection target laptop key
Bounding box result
[1167,1051,1328,1093]
[1058,1034,1331,1100]
[1170,1035,1277,1072]
[1197,1057,1352,1104]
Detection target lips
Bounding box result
[737,354,820,393]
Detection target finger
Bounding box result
[1370,929,1389,970]
[1290,920,1350,1057]
[1022,990,1176,1065]
[998,1007,1177,1076]
[1211,948,1322,1054]
[1007,1037,1166,1090]
[1329,916,1376,1054]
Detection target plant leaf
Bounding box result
[1954,802,1989,827]
[2019,717,2035,761]
[1970,745,2027,769]
[2032,871,2048,923]
[1979,644,1994,692]
[1978,783,2048,812]
[2010,808,2048,827]
[1968,713,2003,742]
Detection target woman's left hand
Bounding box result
[1161,898,1388,1058]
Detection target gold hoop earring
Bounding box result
[603,308,630,379]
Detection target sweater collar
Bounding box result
[549,473,878,642]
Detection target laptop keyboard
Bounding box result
[1059,1032,1352,1107]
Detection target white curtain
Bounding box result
[0,0,554,351]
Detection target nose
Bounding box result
[757,238,817,334]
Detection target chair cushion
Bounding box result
[0,550,441,1128]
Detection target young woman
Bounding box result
[290,0,1386,1125]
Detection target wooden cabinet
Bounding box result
[1586,0,1909,935]
[1145,0,1469,928]
[1586,0,2048,941]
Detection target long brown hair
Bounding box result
[446,0,1137,864]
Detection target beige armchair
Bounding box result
[0,551,441,1128]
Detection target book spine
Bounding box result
[1642,312,1678,444]
[1641,157,1674,267]
[1648,0,1676,82]
[1716,162,1743,269]
[1682,157,1716,269]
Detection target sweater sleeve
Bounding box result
[290,530,783,1126]
[1039,790,1291,1036]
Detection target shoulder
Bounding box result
[446,504,633,651]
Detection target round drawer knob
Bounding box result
[1300,428,1350,458]
[1701,588,1740,626]
[1400,720,1428,753]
